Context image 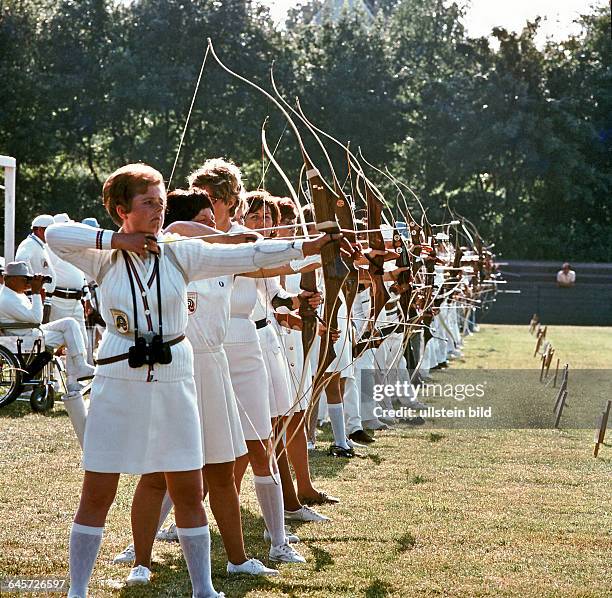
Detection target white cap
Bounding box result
[31,214,55,228]
[53,213,71,224]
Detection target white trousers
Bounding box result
[42,317,87,360]
[50,297,87,346]
[343,375,362,434]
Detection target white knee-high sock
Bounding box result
[62,392,87,448]
[176,525,217,598]
[68,523,104,598]
[156,491,174,532]
[253,474,286,547]
[328,403,349,449]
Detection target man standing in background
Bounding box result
[15,214,56,322]
[556,263,576,287]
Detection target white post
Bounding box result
[0,155,16,262]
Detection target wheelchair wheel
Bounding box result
[30,384,55,413]
[0,344,23,408]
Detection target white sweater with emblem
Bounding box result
[46,223,304,382]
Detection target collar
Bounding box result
[28,233,45,248]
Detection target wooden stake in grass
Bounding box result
[593,400,611,458]
[553,358,560,388]
[554,389,568,429]
[553,365,569,412]
[534,331,544,357]
[545,348,555,377]
[539,352,547,382]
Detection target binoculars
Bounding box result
[128,334,173,368]
[25,274,53,283]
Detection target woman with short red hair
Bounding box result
[46,162,336,597]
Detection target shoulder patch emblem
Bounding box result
[110,309,129,334]
[187,292,197,315]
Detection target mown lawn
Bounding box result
[0,324,610,597]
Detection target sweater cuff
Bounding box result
[96,229,114,250]
[252,239,304,269]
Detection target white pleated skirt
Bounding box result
[193,347,247,465]
[82,375,203,474]
[224,341,273,441]
[257,323,294,418]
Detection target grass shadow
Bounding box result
[310,544,334,571]
[365,578,394,597]
[306,447,351,480]
[396,531,416,552]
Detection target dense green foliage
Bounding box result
[1,0,609,260]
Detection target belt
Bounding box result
[95,334,185,365]
[255,318,269,330]
[51,288,83,300]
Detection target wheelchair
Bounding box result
[0,322,82,413]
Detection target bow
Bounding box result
[269,77,360,318]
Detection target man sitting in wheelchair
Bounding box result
[0,261,94,391]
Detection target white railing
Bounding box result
[0,155,16,262]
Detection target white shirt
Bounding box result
[252,276,293,322]
[186,276,233,349]
[15,234,56,294]
[557,270,576,284]
[46,222,304,381]
[49,249,89,293]
[0,286,43,330]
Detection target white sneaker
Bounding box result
[346,437,366,449]
[263,526,300,544]
[227,558,279,576]
[113,543,135,564]
[284,505,329,522]
[193,594,225,598]
[126,565,151,585]
[307,440,315,451]
[269,542,306,563]
[156,522,178,542]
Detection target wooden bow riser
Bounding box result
[363,180,390,328]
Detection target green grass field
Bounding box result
[0,324,610,597]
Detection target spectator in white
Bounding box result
[556,263,576,288]
[48,213,91,345]
[15,214,56,321]
[0,261,94,389]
